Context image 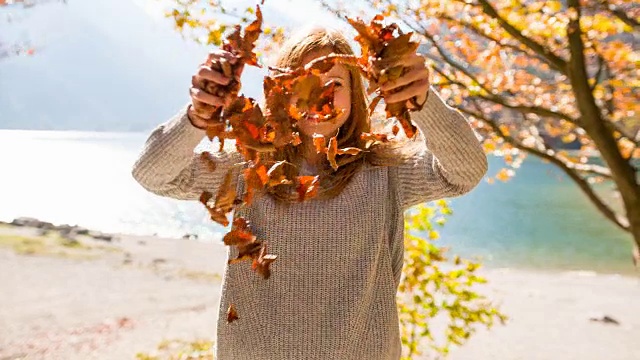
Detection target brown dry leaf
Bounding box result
[327,136,339,170]
[211,169,238,226]
[223,217,256,246]
[347,13,421,138]
[200,5,263,146]
[223,5,263,67]
[243,163,269,203]
[199,191,229,227]
[205,121,226,143]
[251,243,278,279]
[337,147,362,156]
[266,160,293,186]
[360,132,390,148]
[227,304,239,323]
[313,134,327,154]
[296,175,320,202]
[228,241,262,264]
[226,96,274,152]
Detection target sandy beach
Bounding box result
[1,221,639,360]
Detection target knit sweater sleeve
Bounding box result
[394,87,488,209]
[131,106,242,200]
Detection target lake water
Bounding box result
[0,130,636,275]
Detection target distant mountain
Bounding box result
[0,0,266,132]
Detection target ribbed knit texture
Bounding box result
[131,87,487,360]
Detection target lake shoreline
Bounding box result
[3,215,637,277]
[1,130,635,275]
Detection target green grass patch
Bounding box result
[0,233,98,260]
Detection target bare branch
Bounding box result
[476,0,568,74]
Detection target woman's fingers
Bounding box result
[379,52,429,105]
[188,105,212,129]
[383,78,429,104]
[196,65,231,85]
[380,66,429,92]
[191,99,217,116]
[190,87,225,107]
[207,49,238,66]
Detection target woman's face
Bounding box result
[295,50,352,138]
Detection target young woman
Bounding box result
[132,27,487,360]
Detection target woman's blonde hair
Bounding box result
[260,26,418,203]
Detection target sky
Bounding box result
[132,0,345,27]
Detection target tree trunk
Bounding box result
[566,0,640,253]
[627,205,640,265]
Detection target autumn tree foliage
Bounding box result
[320,0,640,257]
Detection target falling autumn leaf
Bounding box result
[228,241,263,265]
[296,175,320,202]
[266,160,293,187]
[227,304,239,323]
[251,243,278,279]
[223,217,256,246]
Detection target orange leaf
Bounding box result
[337,147,362,156]
[296,175,320,201]
[327,136,339,170]
[251,243,277,279]
[266,160,293,186]
[313,133,327,153]
[227,304,239,323]
[228,241,262,264]
[223,217,256,246]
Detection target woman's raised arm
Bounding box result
[394,87,488,209]
[131,106,241,200]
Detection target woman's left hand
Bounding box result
[379,53,430,109]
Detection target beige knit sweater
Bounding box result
[131,87,487,359]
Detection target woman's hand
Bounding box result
[188,50,244,129]
[379,53,430,110]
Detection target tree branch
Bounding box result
[409,22,504,101]
[483,93,577,124]
[586,42,640,147]
[433,70,612,180]
[438,14,557,71]
[476,0,568,74]
[459,106,628,231]
[590,52,605,92]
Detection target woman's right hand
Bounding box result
[188,50,244,129]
